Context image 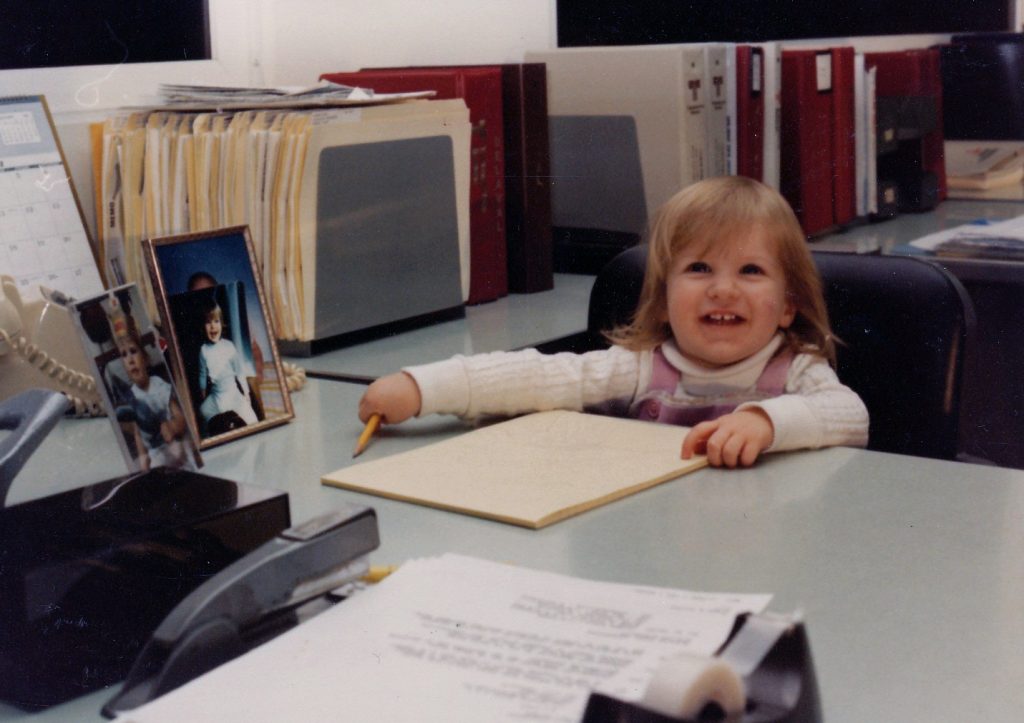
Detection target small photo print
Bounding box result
[70,283,201,473]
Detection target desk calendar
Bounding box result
[0,96,104,302]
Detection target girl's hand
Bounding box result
[359,372,422,425]
[681,409,774,468]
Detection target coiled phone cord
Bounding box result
[0,328,105,417]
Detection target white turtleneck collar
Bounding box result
[660,333,785,395]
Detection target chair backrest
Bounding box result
[586,245,976,460]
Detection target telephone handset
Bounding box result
[0,275,104,417]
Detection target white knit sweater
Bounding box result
[404,334,869,453]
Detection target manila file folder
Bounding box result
[294,100,472,345]
[322,410,708,529]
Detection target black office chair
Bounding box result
[584,245,977,461]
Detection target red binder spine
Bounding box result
[864,48,947,203]
[735,45,765,181]
[500,63,554,293]
[319,68,508,304]
[780,50,834,236]
[830,47,857,225]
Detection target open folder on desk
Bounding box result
[322,411,708,529]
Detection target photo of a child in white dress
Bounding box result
[168,281,265,438]
[146,226,293,448]
[195,285,261,436]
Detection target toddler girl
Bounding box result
[360,176,868,467]
[198,299,259,431]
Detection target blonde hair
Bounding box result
[607,176,835,364]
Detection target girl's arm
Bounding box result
[359,346,644,423]
[197,348,209,399]
[744,355,870,452]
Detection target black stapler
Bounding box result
[103,503,380,717]
[1,389,293,709]
[581,612,822,723]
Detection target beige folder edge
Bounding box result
[322,410,708,529]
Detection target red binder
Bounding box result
[864,48,947,202]
[780,47,856,236]
[830,47,857,225]
[320,67,508,304]
[495,64,554,293]
[735,45,765,181]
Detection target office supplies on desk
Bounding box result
[110,553,770,722]
[104,504,380,717]
[323,410,708,528]
[0,466,289,709]
[582,612,821,723]
[352,412,380,457]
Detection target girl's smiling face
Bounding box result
[664,228,795,368]
[205,312,222,343]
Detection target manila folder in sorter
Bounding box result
[321,410,708,529]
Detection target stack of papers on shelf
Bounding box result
[112,554,771,722]
[909,214,1024,260]
[945,140,1024,200]
[152,81,434,110]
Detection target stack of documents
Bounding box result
[95,97,470,341]
[113,554,770,722]
[154,80,433,109]
[909,214,1024,259]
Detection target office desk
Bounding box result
[5,378,1024,722]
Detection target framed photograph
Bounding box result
[69,283,202,473]
[143,226,294,448]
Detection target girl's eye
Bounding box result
[740,264,765,275]
[685,261,711,273]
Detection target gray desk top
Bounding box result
[287,273,595,379]
[5,378,1024,722]
[814,198,1024,253]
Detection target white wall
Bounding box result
[0,0,1016,237]
[0,0,557,236]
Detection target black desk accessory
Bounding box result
[581,612,821,723]
[104,503,380,717]
[0,390,291,709]
[0,388,69,501]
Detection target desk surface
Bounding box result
[6,378,1024,723]
[291,273,595,379]
[7,205,1024,721]
[814,198,1024,253]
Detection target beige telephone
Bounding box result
[0,275,104,417]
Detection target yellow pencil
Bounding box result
[352,413,381,457]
